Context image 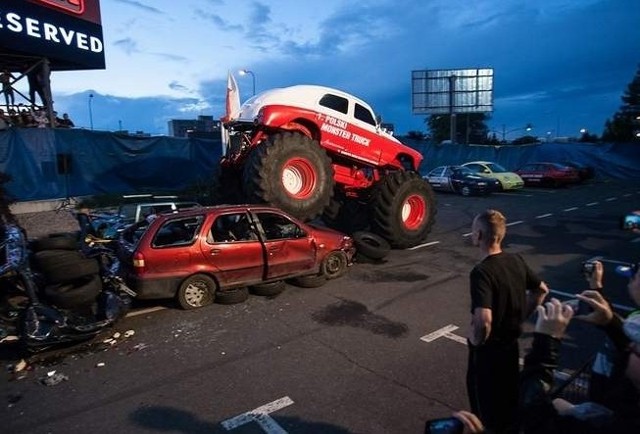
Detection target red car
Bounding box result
[514,162,580,187]
[117,205,355,309]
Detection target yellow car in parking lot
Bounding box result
[461,161,525,191]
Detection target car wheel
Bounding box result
[353,231,391,260]
[31,235,78,252]
[215,287,249,304]
[243,131,335,221]
[289,274,327,288]
[177,274,216,310]
[250,281,286,296]
[322,251,348,279]
[32,250,100,284]
[370,171,437,248]
[44,274,103,309]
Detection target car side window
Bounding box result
[256,212,305,241]
[209,213,258,243]
[354,103,376,127]
[152,216,202,248]
[319,94,348,115]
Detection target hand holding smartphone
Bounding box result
[425,417,464,434]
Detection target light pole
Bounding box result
[239,69,256,96]
[500,123,533,141]
[88,93,94,130]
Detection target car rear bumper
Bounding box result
[126,275,183,300]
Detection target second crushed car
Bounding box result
[117,205,355,309]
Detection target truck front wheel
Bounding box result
[243,132,334,221]
[370,171,436,249]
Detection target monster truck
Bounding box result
[216,85,436,248]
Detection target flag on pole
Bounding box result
[221,71,241,154]
[222,71,241,122]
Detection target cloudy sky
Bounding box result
[28,0,640,138]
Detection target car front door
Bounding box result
[200,212,265,287]
[254,211,317,280]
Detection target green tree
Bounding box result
[602,64,640,142]
[426,113,490,144]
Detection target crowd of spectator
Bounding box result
[0,105,74,130]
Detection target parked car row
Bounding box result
[424,160,594,196]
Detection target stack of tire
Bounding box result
[29,234,102,310]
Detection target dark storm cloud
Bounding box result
[113,0,163,14]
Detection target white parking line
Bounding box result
[420,325,523,364]
[605,197,617,202]
[535,213,553,219]
[409,241,441,250]
[632,238,640,243]
[462,232,472,237]
[126,306,167,318]
[563,207,579,212]
[585,202,598,207]
[506,220,524,227]
[623,193,633,197]
[222,396,294,433]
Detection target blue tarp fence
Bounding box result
[0,128,222,201]
[1,128,639,202]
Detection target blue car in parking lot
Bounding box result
[424,165,502,196]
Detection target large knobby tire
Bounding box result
[242,132,335,221]
[370,171,436,249]
[177,274,216,310]
[211,164,245,205]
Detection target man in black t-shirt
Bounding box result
[467,209,549,433]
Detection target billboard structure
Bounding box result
[412,68,493,143]
[0,0,105,123]
[1,0,105,71]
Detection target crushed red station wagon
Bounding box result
[117,205,355,309]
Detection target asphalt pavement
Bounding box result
[3,178,640,434]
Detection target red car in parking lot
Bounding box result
[514,162,580,187]
[117,205,355,309]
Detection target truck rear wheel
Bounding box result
[243,132,334,221]
[370,171,436,249]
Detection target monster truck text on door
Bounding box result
[216,84,436,248]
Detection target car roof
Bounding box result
[151,204,293,221]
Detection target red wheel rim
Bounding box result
[281,157,317,199]
[402,194,427,230]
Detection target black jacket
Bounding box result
[519,315,640,434]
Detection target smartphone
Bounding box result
[621,213,640,230]
[564,299,593,315]
[424,417,464,434]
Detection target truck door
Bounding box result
[254,211,316,280]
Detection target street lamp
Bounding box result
[238,69,256,96]
[88,93,94,130]
[500,123,533,141]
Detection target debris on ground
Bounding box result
[39,370,69,386]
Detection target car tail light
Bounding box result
[133,252,146,274]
